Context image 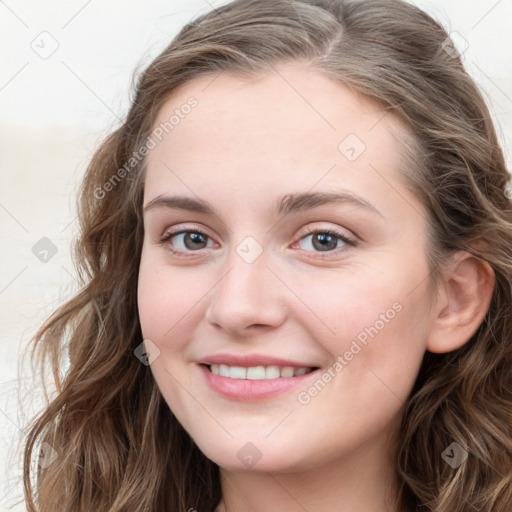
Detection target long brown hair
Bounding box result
[22,0,512,510]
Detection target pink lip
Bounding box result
[198,353,316,368]
[198,362,320,402]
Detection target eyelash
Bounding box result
[158,226,356,258]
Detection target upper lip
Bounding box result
[198,353,318,368]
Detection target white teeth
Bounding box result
[208,364,311,380]
[229,366,247,379]
[219,364,230,377]
[280,366,294,378]
[265,365,280,379]
[247,366,266,380]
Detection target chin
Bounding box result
[192,436,311,474]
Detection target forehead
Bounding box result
[152,62,398,144]
[144,62,413,204]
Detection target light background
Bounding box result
[1,0,511,509]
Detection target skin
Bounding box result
[137,62,494,512]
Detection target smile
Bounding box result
[199,363,320,401]
[208,364,314,380]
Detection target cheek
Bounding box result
[288,282,428,465]
[137,260,203,410]
[137,258,210,345]
[301,267,430,395]
[137,267,171,342]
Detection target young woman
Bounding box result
[23,0,512,510]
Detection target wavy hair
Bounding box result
[22,0,512,510]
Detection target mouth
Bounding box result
[203,363,318,380]
[198,361,321,401]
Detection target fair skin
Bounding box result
[137,62,494,512]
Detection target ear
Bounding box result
[426,251,495,354]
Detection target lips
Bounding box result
[197,353,320,401]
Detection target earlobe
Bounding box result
[426,251,495,354]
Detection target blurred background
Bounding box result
[1,0,511,509]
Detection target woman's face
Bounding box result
[137,62,437,473]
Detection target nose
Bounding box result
[204,245,288,336]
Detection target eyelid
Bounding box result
[297,224,355,241]
[160,223,213,240]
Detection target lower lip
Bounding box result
[199,364,319,401]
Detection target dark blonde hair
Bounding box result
[22,0,512,510]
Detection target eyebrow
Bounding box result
[143,191,383,217]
